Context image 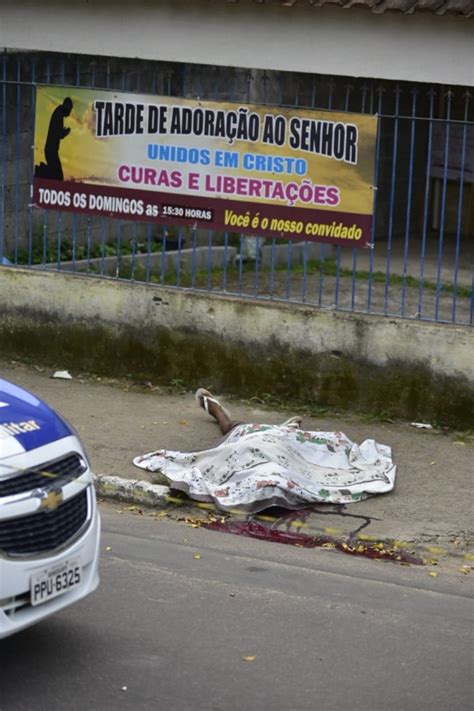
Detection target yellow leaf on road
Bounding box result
[357,533,378,542]
[243,656,256,662]
[193,554,201,560]
[429,572,438,578]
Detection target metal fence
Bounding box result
[1,50,472,325]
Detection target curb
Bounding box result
[94,474,171,507]
[93,473,426,565]
[93,474,473,569]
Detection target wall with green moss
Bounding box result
[1,267,473,427]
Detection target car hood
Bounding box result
[0,379,73,457]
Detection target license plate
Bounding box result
[30,558,82,606]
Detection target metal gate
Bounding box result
[1,51,472,325]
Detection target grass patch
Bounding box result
[10,236,472,300]
[157,259,472,300]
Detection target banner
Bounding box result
[33,86,378,247]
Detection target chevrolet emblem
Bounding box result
[39,489,63,512]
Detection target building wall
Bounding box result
[1,0,473,87]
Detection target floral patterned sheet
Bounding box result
[133,422,396,513]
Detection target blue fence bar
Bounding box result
[401,89,417,317]
[13,58,21,264]
[367,87,384,313]
[418,89,435,320]
[384,86,401,315]
[27,56,36,266]
[435,90,452,322]
[0,50,472,326]
[452,93,470,323]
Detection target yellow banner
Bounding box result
[33,85,378,246]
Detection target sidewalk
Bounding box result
[2,359,472,568]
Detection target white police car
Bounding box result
[0,378,100,638]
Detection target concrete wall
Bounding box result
[1,267,473,427]
[1,0,473,87]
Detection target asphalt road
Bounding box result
[1,503,473,711]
